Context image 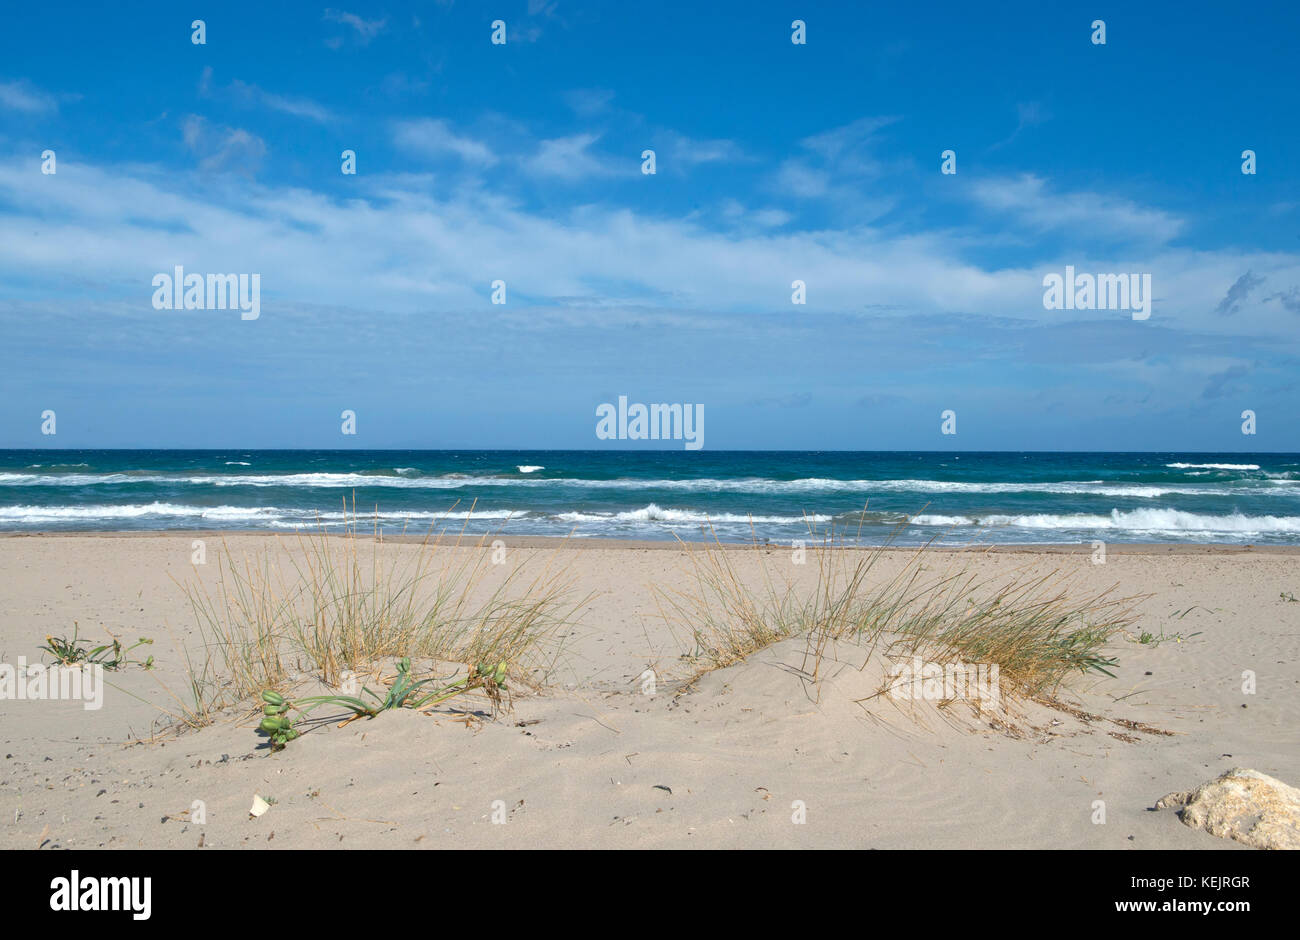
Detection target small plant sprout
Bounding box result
[40,622,154,670]
[1129,626,1203,648]
[258,657,510,750]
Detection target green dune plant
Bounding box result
[39,622,154,671]
[258,658,509,750]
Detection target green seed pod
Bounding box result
[261,690,285,706]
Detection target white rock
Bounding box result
[1157,768,1300,850]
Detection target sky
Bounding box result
[1,0,1298,451]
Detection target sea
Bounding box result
[2,450,1299,545]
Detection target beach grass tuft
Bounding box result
[166,502,582,727]
[657,517,1143,699]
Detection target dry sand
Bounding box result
[1,533,1297,849]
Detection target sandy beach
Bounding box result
[1,532,1297,850]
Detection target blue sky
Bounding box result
[1,0,1298,450]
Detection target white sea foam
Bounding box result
[0,503,520,525]
[558,504,831,525]
[911,509,1300,534]
[1165,463,1260,471]
[517,465,544,473]
[0,503,281,522]
[276,509,520,524]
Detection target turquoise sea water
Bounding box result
[3,450,1299,545]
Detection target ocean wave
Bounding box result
[556,503,832,525]
[285,509,520,523]
[0,503,521,524]
[910,509,1300,534]
[1165,462,1260,471]
[0,471,458,488]
[225,461,252,466]
[0,471,1286,498]
[0,502,281,521]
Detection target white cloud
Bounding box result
[323,9,388,44]
[563,88,614,117]
[752,208,792,228]
[522,133,620,180]
[970,174,1184,244]
[237,82,334,123]
[666,132,743,167]
[719,199,791,229]
[181,116,267,175]
[0,156,1295,343]
[392,119,497,166]
[199,68,335,123]
[768,115,903,204]
[0,79,58,113]
[773,161,830,198]
[800,116,899,166]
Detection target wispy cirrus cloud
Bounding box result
[969,173,1185,245]
[563,88,614,117]
[800,116,901,169]
[770,116,904,212]
[0,78,60,113]
[200,68,336,124]
[324,9,388,45]
[663,132,744,169]
[392,118,497,166]
[718,199,791,229]
[523,132,622,181]
[235,82,334,124]
[988,101,1051,151]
